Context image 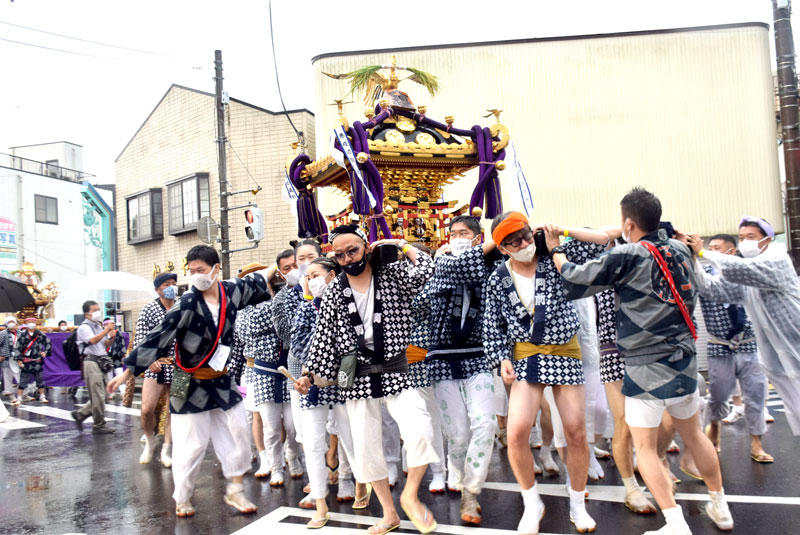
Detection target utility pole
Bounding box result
[214,49,231,279]
[774,0,800,269]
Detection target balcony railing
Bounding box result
[1,152,95,183]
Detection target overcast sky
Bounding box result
[0,0,781,183]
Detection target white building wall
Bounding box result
[0,167,104,323]
[10,142,84,173]
[312,24,781,237]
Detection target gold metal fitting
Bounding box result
[356,152,369,164]
[445,115,454,125]
[365,107,375,119]
[495,160,507,171]
[378,99,389,109]
[384,205,395,215]
[418,105,427,115]
[471,206,483,218]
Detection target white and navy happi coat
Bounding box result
[594,288,626,383]
[14,330,52,373]
[305,253,435,401]
[124,275,270,414]
[483,240,604,384]
[560,233,699,400]
[135,299,176,384]
[408,281,433,389]
[425,245,502,382]
[272,284,305,378]
[231,302,288,405]
[699,265,758,358]
[291,298,344,409]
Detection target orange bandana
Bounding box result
[492,212,529,246]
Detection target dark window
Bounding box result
[167,173,210,235]
[126,188,163,244]
[45,160,59,178]
[34,195,58,224]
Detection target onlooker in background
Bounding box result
[0,317,19,396]
[12,318,52,405]
[71,301,116,434]
[58,320,69,332]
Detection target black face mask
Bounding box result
[341,253,369,276]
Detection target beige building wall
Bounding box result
[115,85,313,320]
[312,23,781,237]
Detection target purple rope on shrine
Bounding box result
[289,154,329,242]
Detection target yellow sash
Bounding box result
[514,335,582,361]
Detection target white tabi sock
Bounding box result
[662,505,687,526]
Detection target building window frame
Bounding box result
[34,194,58,225]
[125,188,163,245]
[167,172,210,235]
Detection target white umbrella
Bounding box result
[62,271,158,303]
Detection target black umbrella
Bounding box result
[0,273,35,312]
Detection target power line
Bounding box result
[226,140,262,191]
[267,0,303,145]
[0,20,169,56]
[0,36,107,58]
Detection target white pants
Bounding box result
[289,388,304,444]
[434,374,496,493]
[494,369,508,417]
[347,388,439,483]
[2,366,19,392]
[763,371,800,435]
[382,403,401,466]
[544,387,567,448]
[0,396,8,421]
[301,404,355,499]
[412,386,446,476]
[171,402,251,504]
[258,401,301,473]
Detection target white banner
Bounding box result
[505,141,534,216]
[334,125,377,209]
[282,169,299,220]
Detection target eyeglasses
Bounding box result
[502,230,533,249]
[333,245,363,262]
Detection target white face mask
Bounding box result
[622,218,632,243]
[284,268,302,288]
[739,237,769,258]
[509,242,537,263]
[90,310,102,322]
[26,322,36,330]
[450,238,474,257]
[59,325,68,331]
[191,265,218,292]
[308,275,330,298]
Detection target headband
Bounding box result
[24,317,36,323]
[329,224,368,244]
[492,212,529,246]
[739,215,775,238]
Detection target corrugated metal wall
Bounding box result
[312,25,781,236]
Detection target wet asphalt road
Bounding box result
[1,387,799,535]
